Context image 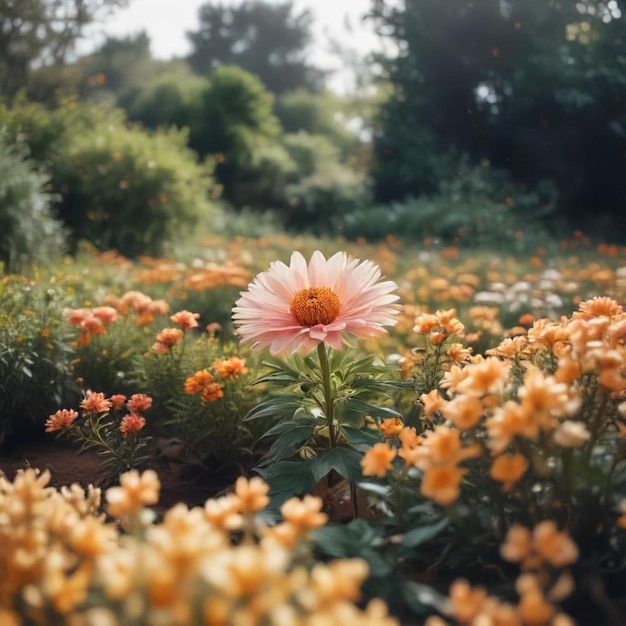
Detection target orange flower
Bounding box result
[80,392,112,414]
[456,357,511,397]
[45,408,79,432]
[126,393,153,414]
[575,296,622,319]
[441,395,483,430]
[419,389,447,417]
[379,417,404,438]
[532,521,579,568]
[500,524,533,564]
[109,394,127,410]
[184,370,215,394]
[398,426,421,449]
[119,414,146,437]
[170,310,200,330]
[92,306,118,325]
[211,356,249,379]
[233,476,269,514]
[490,453,529,491]
[361,443,396,477]
[155,328,184,348]
[420,464,465,506]
[200,382,224,402]
[449,579,487,623]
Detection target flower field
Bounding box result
[1,233,626,625]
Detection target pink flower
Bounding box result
[170,310,200,330]
[232,251,399,355]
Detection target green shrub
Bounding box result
[284,167,371,234]
[0,135,66,273]
[339,163,556,248]
[282,132,340,178]
[0,275,80,447]
[121,65,208,130]
[0,100,217,257]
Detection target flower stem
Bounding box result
[317,342,337,449]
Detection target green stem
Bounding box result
[317,342,336,449]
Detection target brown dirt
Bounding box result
[0,440,225,511]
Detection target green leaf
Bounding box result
[256,420,317,466]
[243,396,301,421]
[308,446,363,483]
[313,521,392,576]
[255,460,317,508]
[343,398,403,421]
[401,517,449,549]
[401,581,450,616]
[340,425,384,451]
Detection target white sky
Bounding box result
[95,0,381,92]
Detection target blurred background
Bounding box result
[1,0,625,262]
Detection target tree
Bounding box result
[186,0,324,94]
[0,0,128,98]
[370,0,626,237]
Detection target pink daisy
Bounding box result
[232,250,399,355]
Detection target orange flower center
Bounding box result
[290,287,341,327]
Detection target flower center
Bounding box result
[290,287,341,327]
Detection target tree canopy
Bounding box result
[186,0,324,94]
[370,0,626,235]
[0,0,128,98]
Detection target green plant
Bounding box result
[45,391,153,486]
[0,134,66,273]
[131,314,258,471]
[0,99,217,256]
[0,274,80,446]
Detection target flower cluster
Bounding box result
[360,297,626,624]
[0,468,398,626]
[183,356,249,403]
[46,391,153,483]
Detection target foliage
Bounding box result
[0,99,216,256]
[121,62,209,130]
[0,274,79,447]
[0,134,67,273]
[314,300,626,622]
[187,0,324,94]
[370,0,626,238]
[340,162,556,248]
[245,345,403,510]
[47,391,153,486]
[275,89,359,156]
[285,166,371,235]
[130,319,258,470]
[186,65,282,207]
[0,0,128,98]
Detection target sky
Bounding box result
[96,0,382,92]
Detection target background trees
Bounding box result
[370,0,626,237]
[0,0,128,98]
[186,0,324,95]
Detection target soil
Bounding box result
[0,438,226,511]
[0,439,366,520]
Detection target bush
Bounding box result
[0,275,80,447]
[339,162,557,248]
[284,166,371,234]
[0,100,217,257]
[0,134,66,273]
